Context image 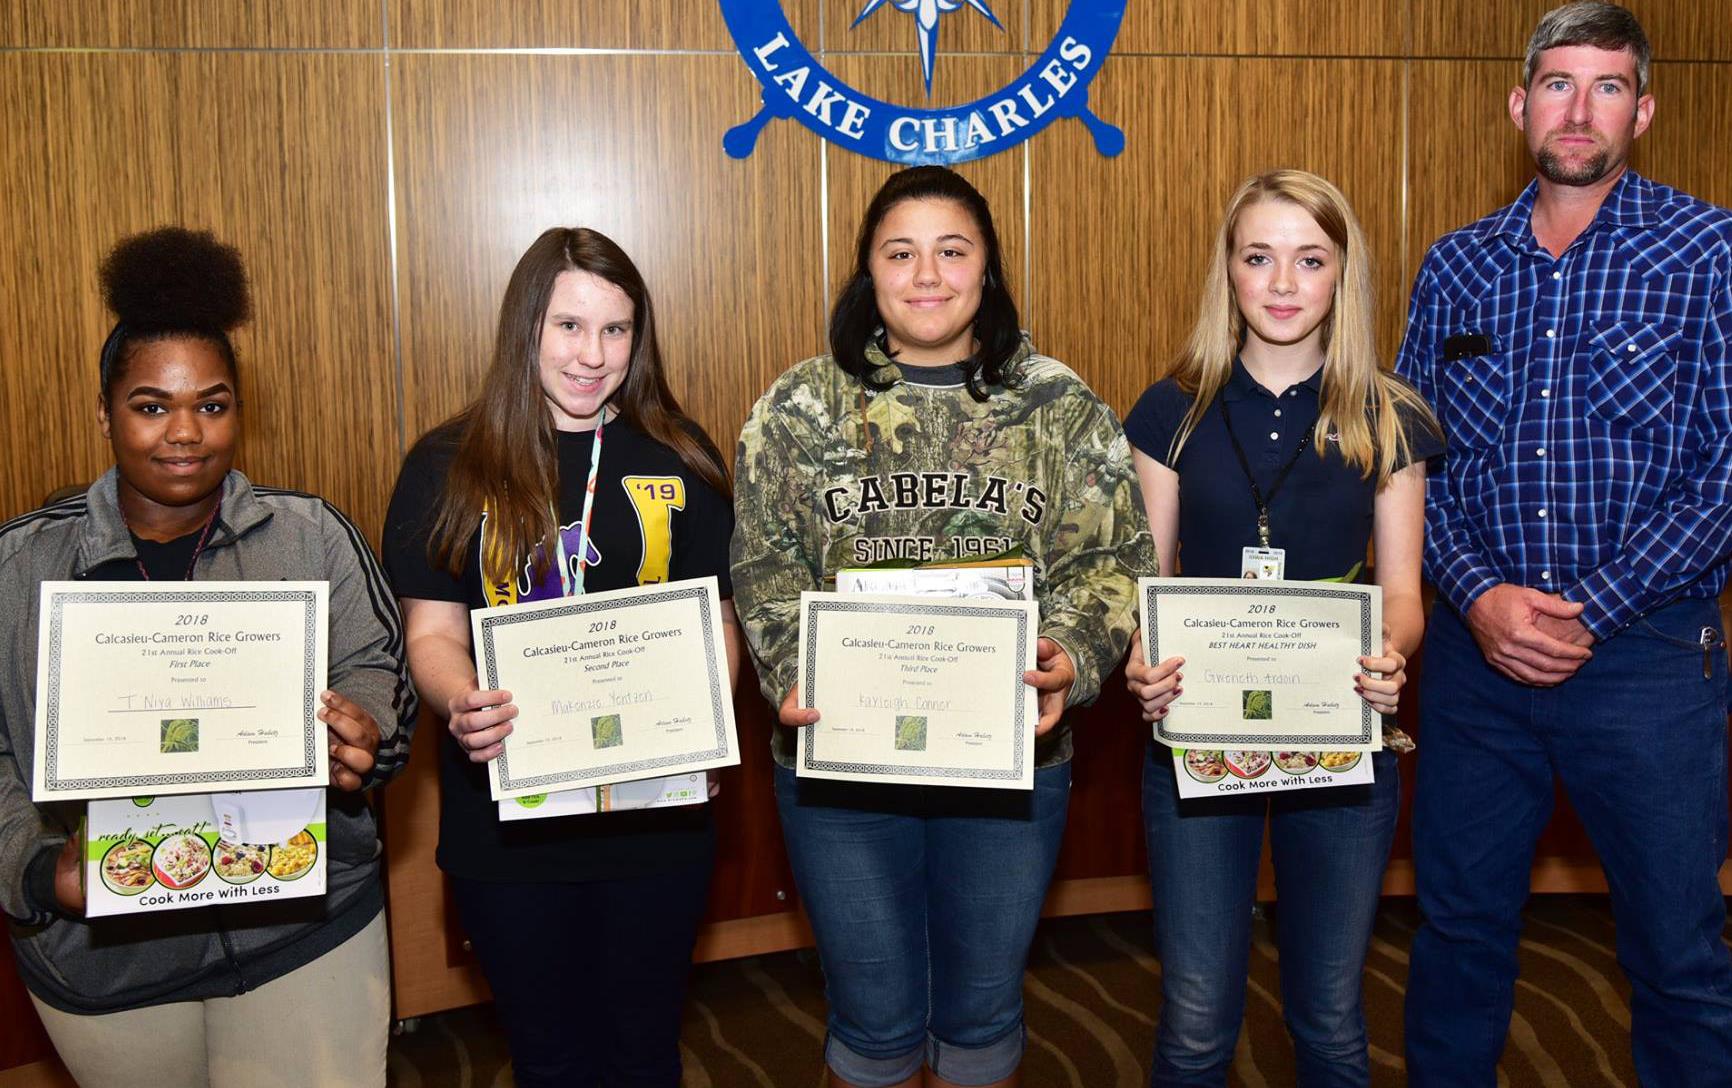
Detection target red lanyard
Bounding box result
[125,502,220,581]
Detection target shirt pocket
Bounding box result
[1588,321,1682,432]
[1437,339,1508,449]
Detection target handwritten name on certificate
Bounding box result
[1140,578,1383,753]
[795,592,1038,790]
[32,582,329,802]
[471,576,740,801]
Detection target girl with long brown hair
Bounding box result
[383,227,740,1088]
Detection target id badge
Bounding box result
[1241,546,1285,580]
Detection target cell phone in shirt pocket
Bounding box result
[1441,332,1495,361]
[1438,330,1506,448]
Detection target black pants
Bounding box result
[450,847,715,1088]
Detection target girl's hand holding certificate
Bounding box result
[1353,627,1406,717]
[778,685,820,729]
[318,688,382,790]
[54,832,83,915]
[1125,643,1184,722]
[1022,638,1075,736]
[446,686,517,764]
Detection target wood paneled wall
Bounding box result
[3,0,1730,1055]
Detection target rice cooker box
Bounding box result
[85,788,326,916]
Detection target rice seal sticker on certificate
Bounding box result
[32,581,330,802]
[795,590,1038,789]
[470,575,740,800]
[1138,577,1383,753]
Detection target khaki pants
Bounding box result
[32,911,389,1088]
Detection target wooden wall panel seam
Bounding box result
[1400,55,1411,301]
[1022,139,1033,337]
[379,0,408,460]
[381,60,408,460]
[819,137,832,347]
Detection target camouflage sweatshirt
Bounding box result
[731,340,1157,768]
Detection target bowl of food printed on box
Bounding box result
[151,833,212,890]
[1225,751,1272,778]
[100,838,156,896]
[1317,751,1362,772]
[213,841,270,885]
[1182,749,1228,783]
[267,830,318,881]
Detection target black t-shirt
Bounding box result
[1123,360,1443,580]
[85,529,208,582]
[382,417,735,883]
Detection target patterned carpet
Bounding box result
[384,894,1710,1087]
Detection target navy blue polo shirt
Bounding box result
[1123,359,1442,581]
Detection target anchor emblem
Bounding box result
[852,0,1005,96]
[719,0,1126,164]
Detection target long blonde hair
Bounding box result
[1167,170,1436,485]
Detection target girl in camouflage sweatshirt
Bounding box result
[730,167,1154,1088]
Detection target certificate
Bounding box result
[1140,578,1382,752]
[471,576,739,801]
[32,582,329,802]
[795,592,1038,789]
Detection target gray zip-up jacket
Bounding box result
[0,469,416,1013]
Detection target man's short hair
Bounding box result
[1523,2,1651,96]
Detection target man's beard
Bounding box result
[1536,131,1613,185]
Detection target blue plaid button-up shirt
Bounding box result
[1396,170,1732,637]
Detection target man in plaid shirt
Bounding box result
[1396,3,1732,1084]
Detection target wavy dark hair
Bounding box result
[98,227,251,402]
[829,167,1021,401]
[425,227,730,582]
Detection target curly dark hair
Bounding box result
[97,227,252,401]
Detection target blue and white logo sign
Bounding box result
[720,1,1126,165]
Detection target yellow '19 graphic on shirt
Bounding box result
[622,476,685,585]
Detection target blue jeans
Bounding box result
[1406,600,1732,1087]
[1142,742,1399,1087]
[774,760,1071,1087]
